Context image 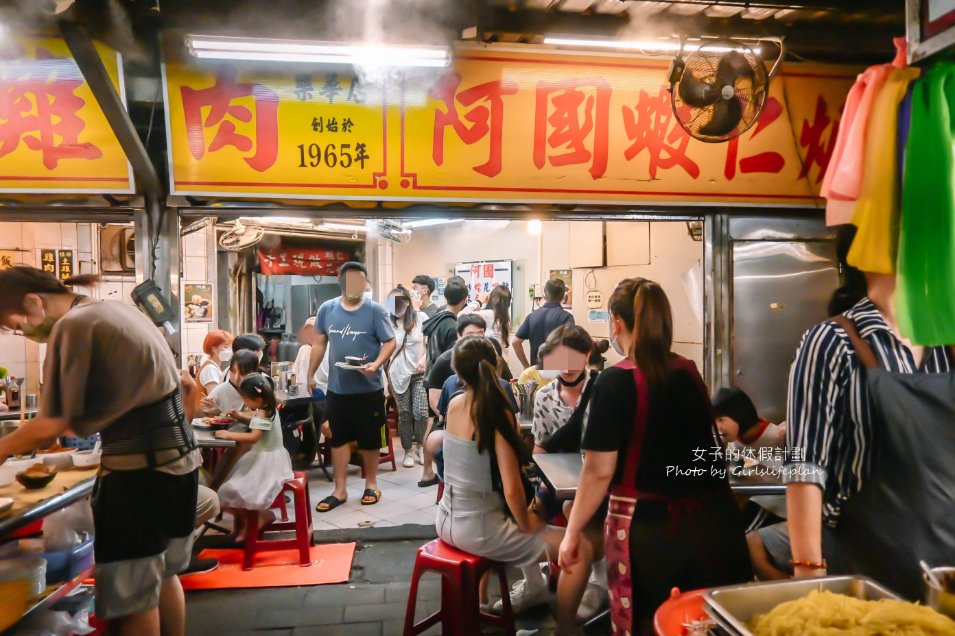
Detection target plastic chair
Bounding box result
[358,397,398,476]
[403,539,515,636]
[241,471,314,571]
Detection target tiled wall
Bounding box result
[180,225,218,367]
[0,222,137,394]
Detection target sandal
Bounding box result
[417,476,439,488]
[360,489,382,505]
[316,495,347,513]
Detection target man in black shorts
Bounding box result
[308,262,396,512]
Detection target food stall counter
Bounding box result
[0,469,96,538]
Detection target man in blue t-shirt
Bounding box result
[307,262,396,512]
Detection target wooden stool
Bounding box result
[241,471,314,571]
[403,539,515,636]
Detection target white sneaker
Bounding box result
[576,581,608,623]
[492,577,551,614]
[414,447,423,465]
[402,452,416,468]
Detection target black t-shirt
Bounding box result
[424,346,513,390]
[425,349,455,390]
[581,363,726,496]
[515,302,575,366]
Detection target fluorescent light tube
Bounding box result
[321,222,369,233]
[403,219,463,229]
[186,35,451,68]
[544,36,759,55]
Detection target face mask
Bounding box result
[21,317,56,343]
[363,291,374,301]
[538,369,561,380]
[557,371,586,387]
[218,347,233,362]
[610,335,625,357]
[609,317,626,356]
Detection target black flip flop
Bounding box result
[360,489,382,505]
[316,495,346,513]
[417,476,439,488]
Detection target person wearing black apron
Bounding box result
[0,267,199,636]
[559,278,751,636]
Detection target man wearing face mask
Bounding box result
[0,267,200,636]
[308,262,396,512]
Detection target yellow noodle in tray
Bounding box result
[751,589,955,636]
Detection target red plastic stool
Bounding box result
[241,471,314,571]
[403,539,515,636]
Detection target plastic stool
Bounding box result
[241,471,314,571]
[403,539,515,636]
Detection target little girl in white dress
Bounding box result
[215,374,294,539]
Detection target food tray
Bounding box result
[704,576,899,636]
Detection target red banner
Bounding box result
[258,248,352,276]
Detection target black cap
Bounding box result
[712,387,760,435]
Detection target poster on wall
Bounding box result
[38,249,56,276]
[183,283,214,323]
[0,251,18,270]
[454,261,513,306]
[57,250,74,284]
[549,269,573,309]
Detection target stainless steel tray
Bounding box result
[704,576,899,636]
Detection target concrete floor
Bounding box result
[187,439,610,635]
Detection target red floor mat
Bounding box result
[180,543,356,590]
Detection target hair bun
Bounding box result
[594,339,611,354]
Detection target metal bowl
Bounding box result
[925,567,955,619]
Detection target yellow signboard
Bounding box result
[0,37,134,194]
[164,46,855,206]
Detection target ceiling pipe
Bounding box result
[59,19,163,279]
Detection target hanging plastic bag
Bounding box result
[5,608,94,636]
[42,500,94,552]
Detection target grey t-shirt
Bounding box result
[316,297,395,395]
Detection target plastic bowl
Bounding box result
[71,450,101,469]
[16,465,56,490]
[39,449,77,471]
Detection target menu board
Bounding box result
[454,260,512,305]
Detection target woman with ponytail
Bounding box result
[558,278,751,636]
[438,335,592,635]
[0,267,200,636]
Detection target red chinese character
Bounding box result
[482,264,494,278]
[723,96,785,181]
[180,67,279,172]
[799,96,839,184]
[534,79,611,179]
[622,87,700,179]
[0,47,103,169]
[431,72,518,178]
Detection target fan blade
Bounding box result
[678,72,720,108]
[715,51,754,88]
[700,98,744,137]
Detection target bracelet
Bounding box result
[789,558,827,570]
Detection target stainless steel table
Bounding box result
[533,453,787,500]
[276,384,312,408]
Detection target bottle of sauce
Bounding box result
[8,378,19,409]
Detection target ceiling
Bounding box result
[0,0,904,66]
